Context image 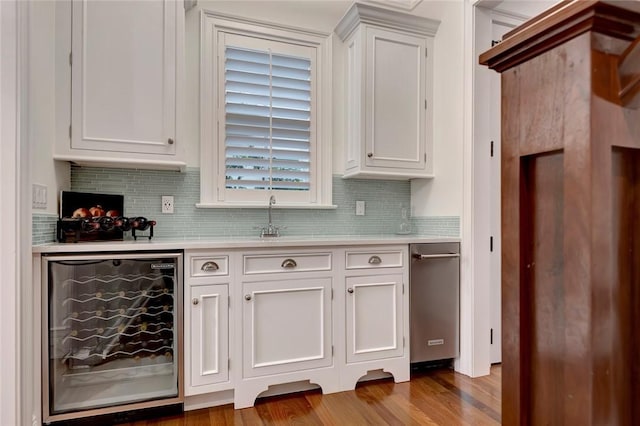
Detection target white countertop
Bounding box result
[33,235,460,253]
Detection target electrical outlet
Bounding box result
[355,200,365,216]
[161,195,174,214]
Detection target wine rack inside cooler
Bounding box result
[44,253,182,421]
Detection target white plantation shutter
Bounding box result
[224,44,312,192]
[200,15,332,208]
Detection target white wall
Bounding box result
[493,0,556,19]
[459,0,559,377]
[29,0,69,216]
[1,2,21,423]
[410,1,464,218]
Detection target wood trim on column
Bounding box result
[618,35,640,108]
[480,1,640,424]
[479,1,640,72]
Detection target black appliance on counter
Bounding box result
[42,252,183,425]
[57,191,155,243]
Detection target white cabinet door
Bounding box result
[71,0,176,155]
[364,27,426,172]
[242,277,332,378]
[188,284,229,390]
[345,274,404,363]
[337,4,438,180]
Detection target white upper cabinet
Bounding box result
[56,0,185,171]
[335,3,439,179]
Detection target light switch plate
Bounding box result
[355,200,365,216]
[32,184,47,209]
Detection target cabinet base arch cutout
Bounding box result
[341,361,410,391]
[234,371,342,409]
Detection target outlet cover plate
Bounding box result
[162,195,174,214]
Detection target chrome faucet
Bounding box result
[259,195,281,237]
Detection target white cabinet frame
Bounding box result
[336,3,439,179]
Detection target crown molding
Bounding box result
[362,0,423,12]
[334,2,440,41]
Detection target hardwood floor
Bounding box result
[127,365,501,426]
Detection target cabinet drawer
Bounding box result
[190,256,229,277]
[243,253,332,275]
[345,250,403,269]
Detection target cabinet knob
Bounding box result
[347,288,354,294]
[244,294,252,301]
[168,138,175,145]
[368,255,382,265]
[281,258,297,269]
[192,298,199,305]
[201,261,219,272]
[367,152,373,158]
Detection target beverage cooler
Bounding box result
[42,252,183,424]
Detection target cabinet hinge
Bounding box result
[331,288,334,300]
[490,328,493,345]
[490,140,494,157]
[228,358,231,370]
[69,52,72,66]
[403,337,406,348]
[402,284,405,295]
[331,345,334,357]
[425,99,427,110]
[68,125,71,139]
[424,153,427,163]
[425,47,428,58]
[228,296,231,308]
[490,236,494,252]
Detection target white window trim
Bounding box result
[198,10,335,209]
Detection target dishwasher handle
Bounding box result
[412,253,460,260]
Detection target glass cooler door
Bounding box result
[43,253,182,418]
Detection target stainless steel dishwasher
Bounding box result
[410,243,460,363]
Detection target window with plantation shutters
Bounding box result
[199,13,333,208]
[224,46,311,192]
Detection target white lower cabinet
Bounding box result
[233,249,340,409]
[188,284,229,389]
[184,245,410,410]
[345,274,404,363]
[241,277,332,378]
[340,246,410,389]
[184,251,232,400]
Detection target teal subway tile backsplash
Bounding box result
[32,166,460,244]
[33,213,58,245]
[411,216,460,237]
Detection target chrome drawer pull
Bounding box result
[412,253,460,260]
[192,298,199,305]
[201,261,219,272]
[245,294,252,301]
[347,288,354,294]
[281,258,297,269]
[368,255,382,265]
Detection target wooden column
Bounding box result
[480,2,640,424]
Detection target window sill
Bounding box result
[196,202,338,210]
